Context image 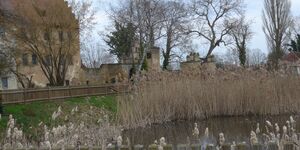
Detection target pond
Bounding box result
[122,115,300,146]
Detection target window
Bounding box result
[65,80,70,86]
[1,77,8,89]
[59,55,72,66]
[22,54,28,65]
[147,52,152,59]
[45,55,51,66]
[32,54,38,65]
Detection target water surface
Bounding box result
[122,115,300,145]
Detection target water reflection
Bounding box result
[122,115,300,145]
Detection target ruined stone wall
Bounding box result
[180,61,202,71]
[180,62,216,74]
[147,47,160,71]
[121,42,141,64]
[99,64,132,83]
[79,64,132,85]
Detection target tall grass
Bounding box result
[118,68,300,128]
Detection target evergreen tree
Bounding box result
[288,34,300,52]
[105,21,136,62]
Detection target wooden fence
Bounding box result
[0,84,129,104]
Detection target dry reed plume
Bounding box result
[117,68,300,128]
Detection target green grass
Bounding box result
[0,96,117,136]
[65,96,117,113]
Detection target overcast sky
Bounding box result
[90,0,300,55]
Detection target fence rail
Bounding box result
[0,84,129,104]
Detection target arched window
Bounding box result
[1,77,8,89]
[32,54,38,65]
[45,55,51,66]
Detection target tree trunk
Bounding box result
[163,31,172,70]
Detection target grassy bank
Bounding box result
[0,96,117,135]
[118,69,300,128]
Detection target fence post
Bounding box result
[23,88,26,103]
[68,86,72,98]
[106,85,108,95]
[48,86,51,101]
[117,83,120,94]
[86,80,90,95]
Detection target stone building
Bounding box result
[0,0,81,89]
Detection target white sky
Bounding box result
[89,0,300,55]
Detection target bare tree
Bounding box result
[229,16,252,67]
[0,9,12,74]
[161,1,190,70]
[224,49,240,65]
[189,0,244,61]
[262,0,292,69]
[0,6,35,88]
[0,48,13,75]
[292,16,300,35]
[66,0,96,40]
[0,26,11,74]
[108,0,165,72]
[81,42,115,68]
[1,0,95,86]
[246,48,267,67]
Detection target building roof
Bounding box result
[281,52,300,62]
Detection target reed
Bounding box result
[117,68,300,128]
